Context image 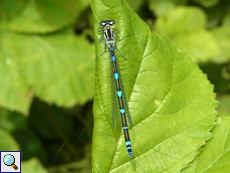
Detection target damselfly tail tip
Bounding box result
[128,153,133,158]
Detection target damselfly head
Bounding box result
[100,20,115,27]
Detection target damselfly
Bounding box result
[95,20,133,158]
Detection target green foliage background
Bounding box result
[0,0,229,172]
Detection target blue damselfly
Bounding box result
[95,20,133,158]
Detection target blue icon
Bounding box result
[3,154,18,170]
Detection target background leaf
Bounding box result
[0,128,20,151]
[148,0,188,17]
[192,0,220,8]
[0,108,26,132]
[17,29,95,107]
[0,28,95,114]
[211,26,230,63]
[0,30,31,114]
[216,95,230,116]
[0,0,89,33]
[21,158,48,173]
[0,0,94,172]
[154,7,220,63]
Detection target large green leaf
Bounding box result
[0,31,31,114]
[0,28,95,114]
[182,115,230,172]
[91,0,217,172]
[0,0,89,33]
[17,29,95,107]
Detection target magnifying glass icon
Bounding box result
[3,154,18,170]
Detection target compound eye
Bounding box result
[100,22,106,26]
[109,21,115,25]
